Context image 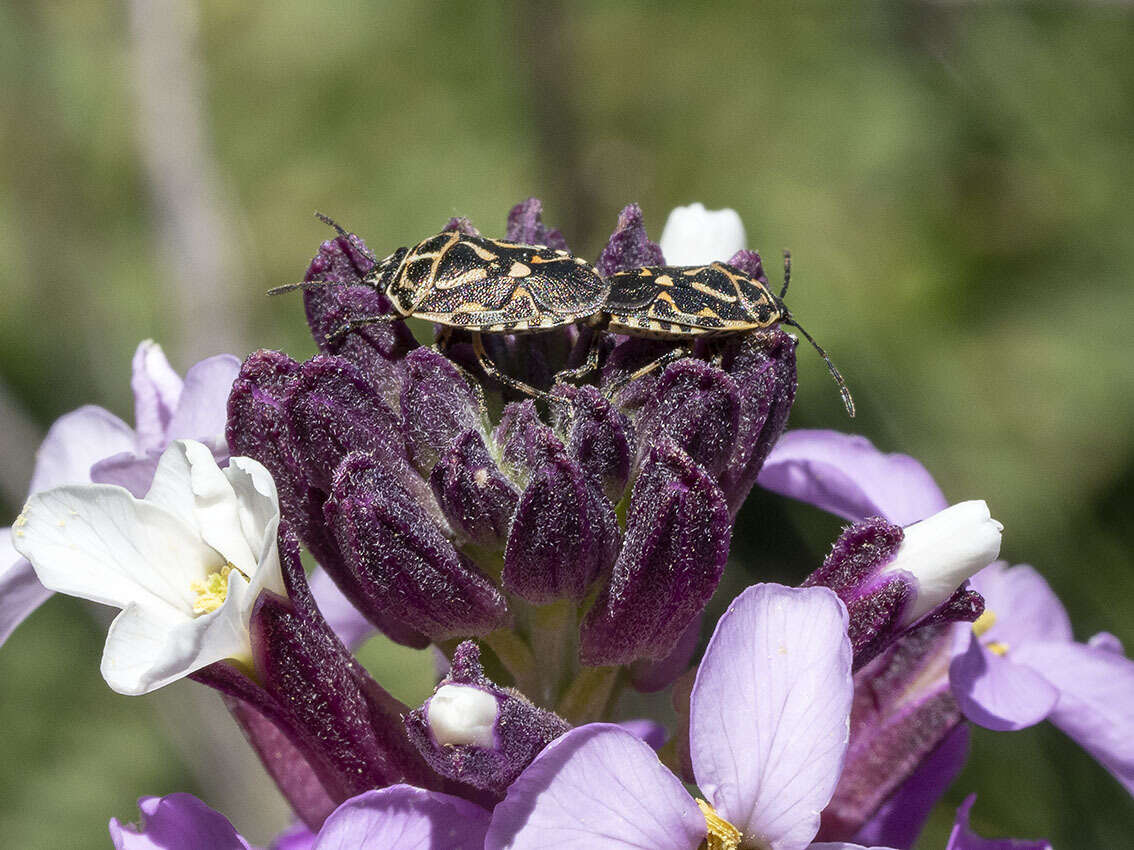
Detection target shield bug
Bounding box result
[602,251,855,416]
[274,214,610,399]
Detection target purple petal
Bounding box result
[271,823,317,850]
[690,584,853,850]
[579,440,730,666]
[1089,631,1124,654]
[851,723,970,849]
[629,608,704,693]
[1013,640,1134,794]
[505,197,569,250]
[945,795,1052,850]
[28,405,136,492]
[306,567,375,651]
[949,633,1058,731]
[967,563,1072,645]
[130,341,183,452]
[109,793,251,850]
[0,543,52,647]
[90,451,162,497]
[313,786,490,850]
[811,844,899,850]
[485,724,704,850]
[758,430,947,526]
[617,718,668,751]
[164,354,241,444]
[596,203,665,277]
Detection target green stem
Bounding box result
[482,628,539,696]
[557,665,620,725]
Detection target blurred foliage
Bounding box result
[2,0,1133,847]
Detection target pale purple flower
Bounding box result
[759,428,1134,797]
[485,583,863,849]
[109,786,490,850]
[0,340,239,648]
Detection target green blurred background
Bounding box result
[2,1,1132,846]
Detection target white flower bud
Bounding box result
[883,500,1003,625]
[659,203,747,265]
[427,684,499,748]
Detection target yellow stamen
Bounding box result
[191,565,234,615]
[987,641,1010,656]
[971,609,997,638]
[697,798,742,850]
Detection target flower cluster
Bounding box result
[5,200,1131,849]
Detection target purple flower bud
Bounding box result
[401,348,487,475]
[429,429,519,548]
[444,216,481,236]
[725,249,768,282]
[493,400,560,484]
[596,203,665,277]
[503,443,619,604]
[302,233,415,374]
[282,355,404,491]
[717,330,797,515]
[805,503,999,669]
[632,359,742,479]
[405,642,570,797]
[816,625,964,842]
[580,440,730,666]
[629,608,704,693]
[505,198,569,251]
[325,452,508,640]
[554,384,634,503]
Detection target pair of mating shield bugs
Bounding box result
[274,214,855,417]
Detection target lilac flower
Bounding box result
[758,429,1134,814]
[109,786,491,850]
[485,583,860,849]
[13,440,284,694]
[0,340,239,647]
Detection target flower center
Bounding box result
[697,798,742,850]
[191,564,238,615]
[971,609,1009,654]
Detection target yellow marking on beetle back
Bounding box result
[691,280,737,301]
[638,268,654,277]
[683,266,707,276]
[508,261,531,278]
[654,274,674,287]
[468,242,499,262]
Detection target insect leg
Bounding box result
[324,314,403,345]
[472,332,555,402]
[605,344,692,398]
[554,330,602,384]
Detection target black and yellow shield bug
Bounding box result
[274,214,610,399]
[602,251,855,416]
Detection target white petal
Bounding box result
[659,203,747,265]
[145,442,258,574]
[690,584,853,850]
[101,566,253,695]
[14,484,219,615]
[883,501,1002,625]
[428,685,499,747]
[29,406,137,493]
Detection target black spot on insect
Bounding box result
[602,253,855,417]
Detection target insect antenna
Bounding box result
[266,278,355,296]
[779,249,792,299]
[782,316,856,418]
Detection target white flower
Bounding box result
[12,440,283,695]
[427,684,499,747]
[883,499,1003,625]
[658,202,747,265]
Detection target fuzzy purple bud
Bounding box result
[401,348,488,475]
[596,203,665,277]
[505,198,569,250]
[555,384,634,503]
[429,429,520,548]
[580,440,730,666]
[405,642,571,798]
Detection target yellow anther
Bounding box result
[987,641,1010,656]
[972,609,997,638]
[191,565,234,615]
[697,799,742,850]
